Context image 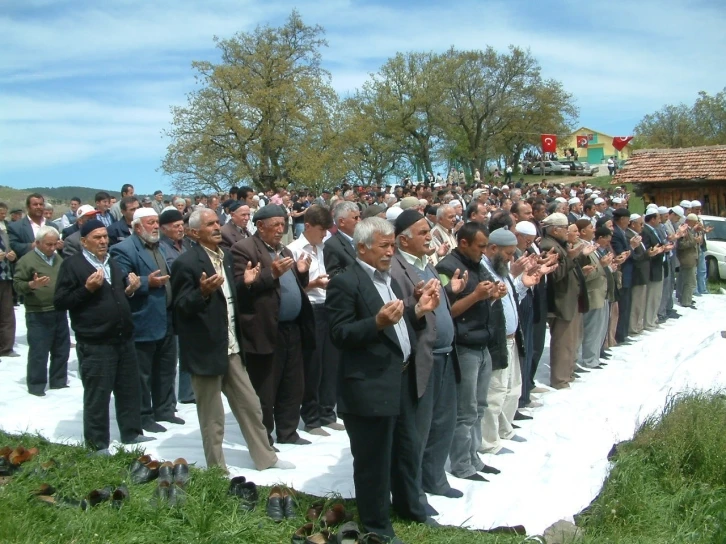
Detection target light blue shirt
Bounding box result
[34,247,55,267]
[356,258,411,362]
[82,249,112,284]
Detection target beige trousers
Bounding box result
[548,314,582,389]
[605,302,619,349]
[191,353,277,471]
[644,280,663,330]
[629,285,647,335]
[479,338,522,454]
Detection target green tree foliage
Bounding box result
[633,87,726,149]
[162,12,578,191]
[162,11,341,193]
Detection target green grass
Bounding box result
[0,432,520,544]
[3,393,726,543]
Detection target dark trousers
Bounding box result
[134,320,178,426]
[519,294,534,407]
[415,351,457,497]
[301,305,338,428]
[531,315,547,388]
[0,281,16,355]
[342,367,427,539]
[77,340,142,450]
[26,310,70,394]
[175,337,195,403]
[616,286,632,343]
[246,322,304,444]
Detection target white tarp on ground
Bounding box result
[0,295,724,535]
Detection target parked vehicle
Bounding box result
[702,215,726,280]
[580,162,600,176]
[526,161,569,175]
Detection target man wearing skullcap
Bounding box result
[690,200,710,296]
[657,206,679,322]
[392,210,464,504]
[567,197,582,224]
[220,201,252,250]
[54,219,151,453]
[676,214,701,309]
[110,208,183,434]
[611,208,635,343]
[641,209,668,330]
[539,213,587,389]
[231,204,315,446]
[625,214,650,336]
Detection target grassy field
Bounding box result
[2,390,726,543]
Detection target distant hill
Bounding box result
[26,186,123,205]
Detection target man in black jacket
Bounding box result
[53,220,151,453]
[436,222,499,481]
[171,209,293,472]
[323,201,360,278]
[326,217,440,542]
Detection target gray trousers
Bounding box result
[449,345,491,478]
[629,285,647,335]
[659,266,674,318]
[415,351,457,496]
[579,304,608,368]
[644,279,663,330]
[680,267,697,307]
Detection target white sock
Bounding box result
[271,459,295,470]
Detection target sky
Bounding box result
[1,0,725,195]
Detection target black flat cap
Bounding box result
[395,209,425,237]
[253,204,286,222]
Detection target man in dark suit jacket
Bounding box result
[612,208,634,343]
[230,205,315,446]
[390,210,464,505]
[625,215,650,336]
[110,208,182,434]
[8,193,59,258]
[327,216,440,542]
[642,210,667,330]
[171,209,293,472]
[323,201,360,277]
[220,202,251,249]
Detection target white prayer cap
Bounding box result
[670,205,685,218]
[593,190,601,195]
[433,183,442,188]
[555,197,567,203]
[690,200,702,207]
[449,199,462,208]
[657,206,669,214]
[584,189,593,195]
[385,206,404,222]
[501,185,510,190]
[133,208,158,221]
[629,213,641,222]
[515,221,537,236]
[568,197,580,205]
[680,200,692,208]
[594,197,605,205]
[687,213,699,222]
[612,197,623,204]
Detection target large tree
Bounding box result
[633,87,726,149]
[161,11,339,193]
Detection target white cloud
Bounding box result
[0,0,723,179]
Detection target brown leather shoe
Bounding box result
[291,523,314,543]
[322,504,352,527]
[130,460,160,485]
[305,500,324,521]
[157,461,174,485]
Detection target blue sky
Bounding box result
[1,0,724,195]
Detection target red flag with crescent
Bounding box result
[612,136,633,151]
[541,134,557,153]
[576,135,589,148]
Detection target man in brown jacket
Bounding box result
[230,204,315,446]
[539,213,587,389]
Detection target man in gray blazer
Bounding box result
[8,193,59,258]
[391,210,465,505]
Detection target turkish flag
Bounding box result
[576,136,589,148]
[541,134,557,153]
[612,136,633,151]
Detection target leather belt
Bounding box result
[506,333,515,339]
[402,357,411,372]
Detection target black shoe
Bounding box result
[28,390,46,397]
[168,483,186,507]
[600,352,611,359]
[151,481,171,506]
[512,423,521,429]
[235,482,259,512]
[480,464,501,475]
[49,384,69,390]
[158,462,174,485]
[575,365,590,373]
[514,411,533,421]
[158,415,185,425]
[266,486,285,522]
[123,434,156,445]
[179,399,196,404]
[282,490,296,518]
[143,421,167,433]
[463,473,488,482]
[279,437,311,446]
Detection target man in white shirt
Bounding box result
[287,205,344,436]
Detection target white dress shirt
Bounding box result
[288,232,327,304]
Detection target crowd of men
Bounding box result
[0,176,713,544]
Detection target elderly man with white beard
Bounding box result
[110,208,184,434]
[478,228,542,455]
